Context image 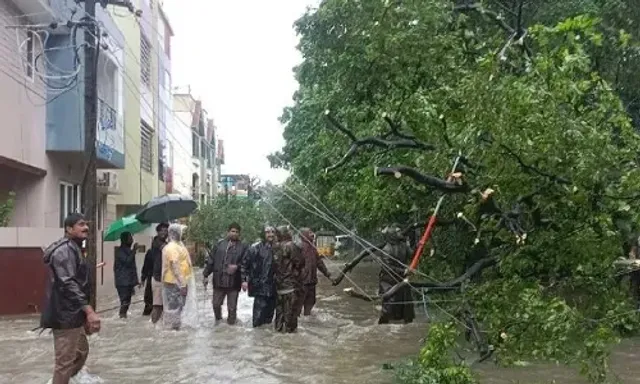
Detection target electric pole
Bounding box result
[81,0,98,310]
[78,0,136,310]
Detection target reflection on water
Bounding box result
[1,264,639,384]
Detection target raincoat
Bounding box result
[378,226,415,324]
[41,237,90,329]
[242,239,277,327]
[273,230,305,333]
[161,224,198,330]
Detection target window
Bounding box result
[164,70,171,91]
[97,196,106,230]
[200,140,206,160]
[158,139,165,181]
[59,182,81,227]
[140,121,153,173]
[140,33,152,88]
[191,132,199,158]
[157,17,165,53]
[25,30,34,80]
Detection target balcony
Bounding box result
[11,0,55,24]
[96,98,125,168]
[44,11,125,168]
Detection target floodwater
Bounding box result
[1,263,640,384]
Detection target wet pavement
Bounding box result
[1,263,640,384]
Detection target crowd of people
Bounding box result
[40,213,333,384]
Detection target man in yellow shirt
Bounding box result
[161,223,192,330]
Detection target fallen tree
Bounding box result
[273,0,640,382]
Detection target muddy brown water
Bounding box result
[1,264,639,384]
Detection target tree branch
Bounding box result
[323,110,436,172]
[375,166,470,193]
[343,256,499,302]
[481,136,571,184]
[454,3,514,34]
[454,2,533,62]
[331,242,386,286]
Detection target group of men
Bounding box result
[39,212,332,383]
[203,223,332,333]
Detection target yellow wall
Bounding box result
[111,7,164,206]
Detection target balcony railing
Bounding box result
[97,98,117,162]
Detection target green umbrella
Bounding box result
[102,215,150,242]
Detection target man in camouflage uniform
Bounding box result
[273,226,305,333]
[378,224,415,324]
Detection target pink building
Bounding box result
[0,0,129,315]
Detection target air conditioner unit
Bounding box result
[97,171,120,195]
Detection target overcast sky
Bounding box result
[163,0,318,184]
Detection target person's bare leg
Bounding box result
[151,306,163,323]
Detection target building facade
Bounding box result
[0,0,176,315]
[220,174,252,199]
[111,0,166,218]
[170,88,219,204]
[0,0,128,315]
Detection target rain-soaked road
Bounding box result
[1,263,640,384]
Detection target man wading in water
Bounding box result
[242,226,277,327]
[141,223,168,321]
[203,223,249,325]
[298,228,332,317]
[113,232,140,319]
[377,225,415,324]
[41,213,101,384]
[273,226,305,333]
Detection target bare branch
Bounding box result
[375,166,470,193]
[331,242,386,286]
[454,2,533,62]
[454,3,514,34]
[383,113,416,140]
[343,256,498,302]
[323,111,436,172]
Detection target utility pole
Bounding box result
[82,0,99,310]
[79,0,136,310]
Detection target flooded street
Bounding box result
[1,263,640,384]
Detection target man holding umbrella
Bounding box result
[141,223,169,320]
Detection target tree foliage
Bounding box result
[187,199,267,245]
[0,191,15,227]
[273,0,640,382]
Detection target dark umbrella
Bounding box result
[135,194,198,223]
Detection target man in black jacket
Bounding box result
[241,226,277,327]
[141,223,168,322]
[203,222,249,325]
[41,213,101,384]
[113,232,139,318]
